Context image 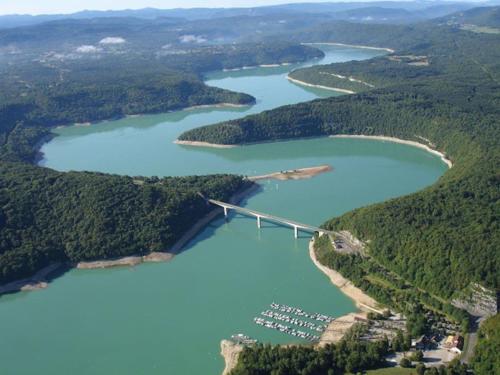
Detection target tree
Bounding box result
[411,350,424,362]
[400,357,412,368]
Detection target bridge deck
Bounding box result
[208,199,329,234]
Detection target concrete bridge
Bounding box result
[208,199,330,238]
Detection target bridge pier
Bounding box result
[207,198,331,239]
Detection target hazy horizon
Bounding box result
[0,0,489,16]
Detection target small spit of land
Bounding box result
[248,165,332,181]
[76,252,174,269]
[0,263,62,294]
[221,340,245,375]
[174,140,236,148]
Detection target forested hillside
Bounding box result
[471,313,500,375]
[178,22,500,307]
[0,165,251,284]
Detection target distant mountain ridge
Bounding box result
[438,5,500,26]
[0,1,491,29]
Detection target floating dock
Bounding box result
[261,310,326,332]
[252,303,335,342]
[270,302,334,323]
[230,333,257,345]
[254,317,319,342]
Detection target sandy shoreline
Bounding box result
[318,311,369,347]
[249,165,332,181]
[304,42,395,53]
[175,134,452,170]
[0,263,63,295]
[222,62,292,72]
[287,76,356,94]
[309,238,381,313]
[73,183,259,270]
[182,102,250,111]
[174,140,236,148]
[330,135,453,168]
[309,237,386,347]
[221,340,244,375]
[76,252,174,269]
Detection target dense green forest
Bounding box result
[231,325,390,375]
[179,23,500,306]
[471,314,500,375]
[230,324,470,375]
[0,165,251,284]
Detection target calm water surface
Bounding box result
[0,46,447,375]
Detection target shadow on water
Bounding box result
[176,136,443,166]
[0,263,71,301]
[52,104,252,138]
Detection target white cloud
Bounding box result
[76,45,101,53]
[99,37,126,45]
[178,34,207,44]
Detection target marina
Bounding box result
[261,310,326,333]
[270,302,334,323]
[254,317,320,342]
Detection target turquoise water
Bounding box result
[0,46,447,375]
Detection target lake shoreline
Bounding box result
[37,100,253,166]
[222,62,293,72]
[76,252,174,269]
[287,75,356,93]
[309,237,381,314]
[330,135,453,168]
[174,140,236,148]
[221,340,245,375]
[303,42,395,53]
[175,134,452,169]
[0,183,259,295]
[0,263,65,295]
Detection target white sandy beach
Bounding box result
[287,76,356,94]
[174,140,236,148]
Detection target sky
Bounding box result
[0,0,486,15]
[1,0,333,15]
[0,0,447,15]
